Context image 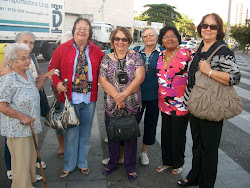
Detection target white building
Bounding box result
[64,0,134,33]
[231,0,249,26]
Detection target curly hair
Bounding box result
[158,26,181,46]
[197,13,225,40]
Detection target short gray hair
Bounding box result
[15,31,36,43]
[4,43,30,62]
[142,27,159,36]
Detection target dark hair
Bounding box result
[158,26,181,46]
[197,13,225,40]
[72,18,93,40]
[110,27,133,45]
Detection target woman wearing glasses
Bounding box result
[48,18,105,178]
[0,43,42,188]
[177,13,241,187]
[133,27,164,165]
[99,27,145,181]
[156,26,193,175]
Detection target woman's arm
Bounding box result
[98,76,120,98]
[0,102,34,126]
[114,66,145,104]
[199,60,230,85]
[0,58,12,76]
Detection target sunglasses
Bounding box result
[114,37,129,42]
[201,23,219,30]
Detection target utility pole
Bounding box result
[225,0,232,44]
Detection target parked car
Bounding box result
[180,41,194,49]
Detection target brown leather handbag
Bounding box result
[188,44,243,122]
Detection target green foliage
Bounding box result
[175,14,196,37]
[142,4,181,26]
[134,14,149,21]
[230,26,250,51]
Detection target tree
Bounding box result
[134,14,149,21]
[230,26,250,53]
[175,14,196,38]
[141,4,181,26]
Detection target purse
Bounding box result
[188,44,243,122]
[30,53,50,117]
[39,88,50,117]
[44,93,80,131]
[108,110,140,142]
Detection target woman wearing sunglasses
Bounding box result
[177,13,241,187]
[99,27,145,181]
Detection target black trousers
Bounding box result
[186,113,223,188]
[139,100,159,145]
[161,112,189,169]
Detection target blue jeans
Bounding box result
[62,101,96,171]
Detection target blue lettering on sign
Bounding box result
[51,4,62,33]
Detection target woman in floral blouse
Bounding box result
[156,26,193,175]
[99,27,145,181]
[0,43,42,188]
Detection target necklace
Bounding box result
[163,47,179,63]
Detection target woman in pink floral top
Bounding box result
[156,26,193,175]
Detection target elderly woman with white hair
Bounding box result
[133,27,164,165]
[0,43,42,188]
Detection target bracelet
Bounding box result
[208,70,213,78]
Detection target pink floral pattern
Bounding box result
[156,48,192,116]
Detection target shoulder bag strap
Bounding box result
[206,44,227,63]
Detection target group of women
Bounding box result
[0,12,241,188]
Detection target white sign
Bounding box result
[0,0,64,36]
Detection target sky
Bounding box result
[134,0,250,26]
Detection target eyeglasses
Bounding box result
[75,27,89,33]
[201,23,219,30]
[162,35,177,40]
[142,33,155,38]
[14,56,31,62]
[114,37,129,42]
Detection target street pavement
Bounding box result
[0,49,250,188]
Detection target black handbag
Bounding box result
[108,113,140,142]
[30,53,50,117]
[39,88,50,117]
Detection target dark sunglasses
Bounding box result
[201,23,219,30]
[114,37,129,42]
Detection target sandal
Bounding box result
[7,171,12,180]
[172,166,183,175]
[80,168,89,175]
[59,170,69,178]
[156,165,172,173]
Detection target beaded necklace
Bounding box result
[163,47,179,63]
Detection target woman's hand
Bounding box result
[56,81,68,92]
[199,60,212,76]
[19,115,34,126]
[45,68,56,80]
[117,101,126,110]
[114,92,127,105]
[0,67,12,77]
